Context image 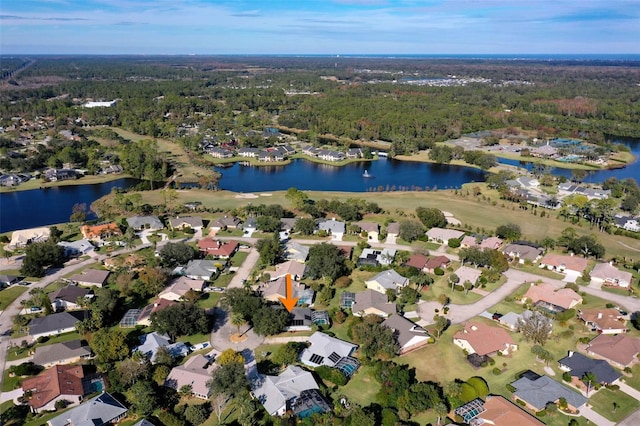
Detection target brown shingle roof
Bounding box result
[22,365,85,410]
[454,322,516,356]
[587,334,640,367]
[540,253,589,273]
[523,283,582,310]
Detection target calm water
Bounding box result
[216,158,486,193]
[0,178,138,233]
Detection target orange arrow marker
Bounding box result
[279,274,299,312]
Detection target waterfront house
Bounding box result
[126,215,164,231]
[346,147,364,158]
[8,227,50,249]
[80,222,121,242]
[210,215,242,231]
[57,239,94,257]
[207,147,234,158]
[317,149,345,161]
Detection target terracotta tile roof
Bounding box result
[197,239,238,257]
[540,253,589,273]
[579,308,626,332]
[22,365,85,410]
[80,223,121,239]
[405,254,428,269]
[425,255,450,270]
[454,322,516,356]
[478,395,545,426]
[523,283,582,310]
[587,334,640,367]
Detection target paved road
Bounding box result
[0,243,151,393]
[580,405,615,426]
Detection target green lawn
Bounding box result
[230,250,249,267]
[177,332,210,345]
[2,370,24,392]
[336,365,381,407]
[589,387,640,422]
[622,364,640,391]
[6,331,83,361]
[196,292,221,310]
[0,286,27,310]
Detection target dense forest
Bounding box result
[1,55,640,154]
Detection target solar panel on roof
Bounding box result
[328,352,341,363]
[309,354,325,365]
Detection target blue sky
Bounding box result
[1,0,639,55]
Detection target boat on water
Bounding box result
[362,170,373,178]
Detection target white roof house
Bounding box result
[590,263,633,288]
[252,365,322,417]
[426,227,465,243]
[365,270,409,294]
[300,332,357,368]
[133,332,189,363]
[57,239,95,257]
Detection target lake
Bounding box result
[216,158,487,193]
[0,178,139,233]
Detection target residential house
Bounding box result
[539,253,589,277]
[358,248,396,266]
[45,168,77,182]
[386,222,400,240]
[184,259,218,281]
[22,365,87,413]
[133,332,189,363]
[506,176,540,189]
[258,151,284,162]
[169,216,204,231]
[29,311,85,339]
[382,314,431,354]
[405,254,429,270]
[356,221,380,241]
[198,239,239,259]
[558,351,621,385]
[578,308,627,334]
[300,332,360,377]
[0,174,23,187]
[426,227,465,243]
[424,256,451,273]
[47,392,128,426]
[284,241,309,263]
[57,239,95,257]
[586,334,640,368]
[365,270,409,295]
[614,215,640,232]
[0,274,20,287]
[49,285,90,311]
[100,164,123,175]
[80,223,121,242]
[510,373,587,413]
[237,147,261,157]
[136,299,177,327]
[302,146,320,157]
[317,149,345,161]
[279,218,299,233]
[523,283,582,312]
[273,260,307,281]
[351,290,397,318]
[502,243,543,264]
[260,276,314,306]
[317,218,346,240]
[207,147,234,158]
[287,308,314,331]
[532,143,559,158]
[455,395,545,426]
[252,365,330,417]
[32,340,91,368]
[346,147,364,158]
[66,269,110,288]
[590,262,633,288]
[453,322,518,356]
[126,215,164,231]
[499,310,552,333]
[158,277,205,301]
[165,354,216,399]
[8,227,50,249]
[453,265,482,287]
[210,216,242,231]
[480,236,504,250]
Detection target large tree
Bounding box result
[398,220,425,242]
[306,242,348,282]
[517,311,553,346]
[416,207,447,229]
[350,315,399,359]
[89,328,129,365]
[20,240,65,277]
[252,306,289,336]
[151,303,209,339]
[159,242,196,266]
[208,361,249,398]
[256,236,283,266]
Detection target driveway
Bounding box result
[580,405,615,426]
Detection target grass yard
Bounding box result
[176,332,210,346]
[622,364,640,391]
[512,264,566,281]
[336,365,381,407]
[588,387,640,422]
[230,250,249,267]
[0,286,27,310]
[7,331,83,361]
[196,292,221,310]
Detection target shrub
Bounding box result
[448,238,461,248]
[506,384,516,392]
[516,399,526,406]
[578,337,591,344]
[606,384,620,391]
[562,372,572,382]
[555,309,576,322]
[54,400,70,410]
[335,276,352,288]
[535,409,547,417]
[492,368,502,375]
[434,268,444,276]
[36,336,49,344]
[316,366,348,386]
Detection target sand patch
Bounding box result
[234,193,259,199]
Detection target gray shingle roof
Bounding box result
[28,311,85,336]
[126,215,163,230]
[511,375,587,410]
[32,340,91,366]
[558,352,621,384]
[47,392,127,426]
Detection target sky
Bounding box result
[1,0,639,55]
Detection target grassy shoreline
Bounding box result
[0,173,131,193]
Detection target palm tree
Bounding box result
[230,312,246,335]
